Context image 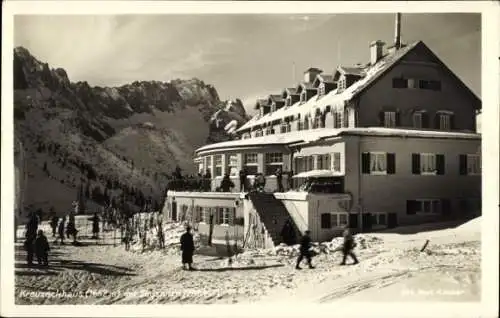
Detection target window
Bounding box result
[244,153,258,175]
[200,207,210,223]
[330,213,348,227]
[206,156,212,176]
[300,92,306,102]
[413,112,422,128]
[214,155,223,177]
[318,83,326,96]
[459,154,481,175]
[370,213,387,226]
[312,116,321,129]
[320,213,331,228]
[242,133,251,139]
[407,78,418,89]
[332,152,341,172]
[317,154,331,170]
[383,111,396,128]
[254,129,264,137]
[392,78,408,88]
[265,127,275,135]
[220,207,235,225]
[334,111,342,128]
[361,152,396,175]
[412,111,429,129]
[265,152,283,176]
[280,123,291,133]
[437,113,453,130]
[412,153,444,175]
[419,80,441,91]
[338,79,346,91]
[338,214,348,226]
[228,155,238,176]
[286,96,292,106]
[407,199,441,215]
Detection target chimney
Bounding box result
[303,68,323,84]
[394,13,402,50]
[370,40,385,65]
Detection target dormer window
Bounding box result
[412,110,429,129]
[254,129,264,137]
[286,96,292,106]
[318,83,326,97]
[265,127,275,135]
[436,111,454,130]
[379,111,400,128]
[300,92,306,103]
[337,79,346,91]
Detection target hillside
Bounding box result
[13,46,250,217]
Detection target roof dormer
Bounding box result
[303,67,323,84]
[282,88,300,107]
[268,94,285,112]
[313,74,337,97]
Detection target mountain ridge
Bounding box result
[13,46,249,215]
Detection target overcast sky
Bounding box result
[15,13,480,114]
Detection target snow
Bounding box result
[292,169,340,178]
[14,216,481,304]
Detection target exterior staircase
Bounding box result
[248,192,301,246]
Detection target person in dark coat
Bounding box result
[340,227,359,265]
[276,167,284,192]
[34,229,50,266]
[280,219,296,246]
[49,209,59,237]
[296,230,315,270]
[58,216,66,244]
[220,173,235,192]
[239,169,247,192]
[180,225,195,270]
[66,214,78,243]
[89,212,100,239]
[203,169,212,191]
[24,213,39,266]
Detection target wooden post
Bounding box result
[208,213,214,246]
[420,239,430,252]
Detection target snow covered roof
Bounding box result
[239,40,480,133]
[338,66,366,77]
[196,127,480,155]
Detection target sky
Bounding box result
[14,13,481,115]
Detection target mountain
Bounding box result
[13,46,250,215]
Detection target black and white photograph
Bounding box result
[1,1,499,318]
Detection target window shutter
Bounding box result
[348,213,358,229]
[320,213,331,228]
[406,200,417,215]
[412,154,420,174]
[395,112,401,127]
[421,112,429,129]
[378,111,384,126]
[343,109,349,127]
[387,153,396,174]
[449,114,455,130]
[228,207,235,225]
[361,153,370,174]
[218,207,224,224]
[434,114,440,129]
[436,154,445,175]
[459,154,468,175]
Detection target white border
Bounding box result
[1,1,499,318]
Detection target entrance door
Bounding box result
[171,201,177,221]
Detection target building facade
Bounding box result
[164,14,481,248]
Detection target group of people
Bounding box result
[295,227,359,270]
[24,213,50,267]
[48,209,80,245]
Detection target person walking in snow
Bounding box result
[296,230,315,270]
[340,227,359,265]
[239,168,248,192]
[89,212,100,239]
[180,225,195,270]
[49,209,59,238]
[34,229,50,266]
[58,216,66,245]
[24,213,39,266]
[66,213,78,243]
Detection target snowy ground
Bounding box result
[14,216,481,304]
